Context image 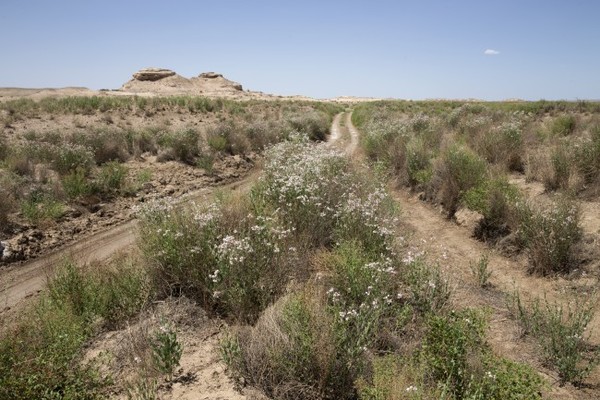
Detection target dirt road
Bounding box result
[0,114,350,312]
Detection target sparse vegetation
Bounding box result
[470,254,492,288]
[508,291,599,386]
[0,256,150,399]
[3,97,600,400]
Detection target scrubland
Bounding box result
[1,99,600,400]
[0,96,339,263]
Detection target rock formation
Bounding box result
[120,68,244,95]
[132,68,176,81]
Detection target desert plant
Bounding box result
[573,127,600,186]
[21,189,64,224]
[126,378,159,400]
[286,111,331,141]
[516,198,582,275]
[95,161,128,195]
[477,122,524,172]
[406,137,433,187]
[62,167,93,199]
[151,324,182,379]
[470,254,492,288]
[508,292,599,386]
[5,147,36,177]
[52,143,95,175]
[543,144,572,191]
[551,115,576,136]
[73,129,130,164]
[404,258,451,315]
[464,177,521,242]
[422,309,487,397]
[0,195,15,231]
[0,258,151,399]
[436,145,488,218]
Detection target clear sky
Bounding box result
[1,0,599,100]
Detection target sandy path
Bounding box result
[347,114,599,399]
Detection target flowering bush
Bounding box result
[516,198,582,275]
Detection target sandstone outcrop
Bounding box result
[132,68,176,81]
[120,68,244,94]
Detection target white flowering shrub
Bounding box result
[322,242,405,370]
[138,196,307,322]
[138,200,221,300]
[257,140,351,247]
[259,139,397,255]
[516,198,582,275]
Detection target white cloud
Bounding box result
[484,49,500,55]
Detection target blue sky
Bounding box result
[1,0,599,100]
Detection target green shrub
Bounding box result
[62,167,93,199]
[5,147,36,176]
[470,254,492,288]
[422,309,544,399]
[516,198,582,275]
[0,136,10,161]
[464,177,520,242]
[52,144,95,175]
[286,111,331,141]
[423,309,487,397]
[138,196,302,323]
[356,355,444,400]
[126,128,159,156]
[0,258,149,399]
[0,186,16,231]
[551,115,576,136]
[406,137,433,186]
[21,190,64,224]
[573,127,600,185]
[544,144,572,191]
[404,258,450,315]
[477,122,524,172]
[207,133,228,152]
[226,292,342,399]
[151,324,182,380]
[323,242,406,364]
[196,153,214,172]
[170,129,200,164]
[437,145,488,218]
[73,129,130,164]
[95,161,128,195]
[508,292,599,386]
[0,301,108,400]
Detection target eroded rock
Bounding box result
[132,68,176,82]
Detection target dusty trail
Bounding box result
[346,113,600,399]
